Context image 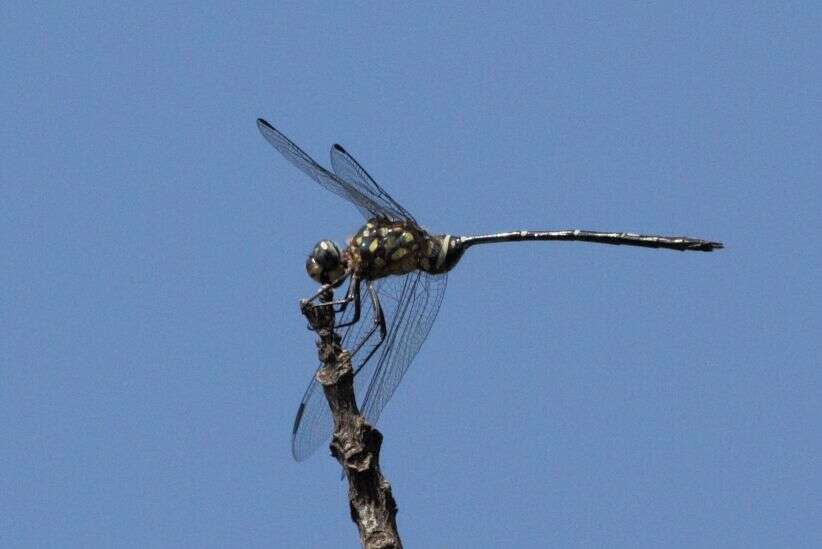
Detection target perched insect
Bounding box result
[256,118,723,461]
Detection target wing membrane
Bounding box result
[260,119,443,460]
[290,273,447,461]
[257,119,397,221]
[290,277,381,461]
[359,272,447,426]
[330,144,416,223]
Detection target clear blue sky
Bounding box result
[2,3,819,547]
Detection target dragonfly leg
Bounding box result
[312,276,357,311]
[302,270,352,306]
[300,274,363,332]
[332,276,357,315]
[302,284,335,305]
[335,277,362,329]
[300,273,355,329]
[352,281,388,377]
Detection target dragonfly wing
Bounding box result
[289,375,331,462]
[359,271,448,429]
[257,119,394,221]
[289,271,446,461]
[290,277,386,461]
[330,144,417,223]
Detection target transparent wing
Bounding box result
[290,277,390,461]
[330,144,416,223]
[359,272,448,427]
[290,272,447,461]
[256,119,398,221]
[289,375,330,462]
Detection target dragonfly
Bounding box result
[256,118,723,461]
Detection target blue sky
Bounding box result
[1,3,819,547]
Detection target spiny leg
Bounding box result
[352,281,387,377]
[301,267,355,304]
[334,276,362,330]
[311,276,356,312]
[331,275,358,315]
[299,272,353,323]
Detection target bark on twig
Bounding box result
[300,289,402,549]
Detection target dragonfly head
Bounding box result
[306,240,347,286]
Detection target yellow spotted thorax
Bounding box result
[347,219,433,279]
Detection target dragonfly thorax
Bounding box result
[345,218,465,280]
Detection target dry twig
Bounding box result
[301,289,402,549]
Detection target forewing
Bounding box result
[256,119,394,220]
[330,144,416,223]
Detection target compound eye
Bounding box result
[306,240,345,284]
[312,240,340,269]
